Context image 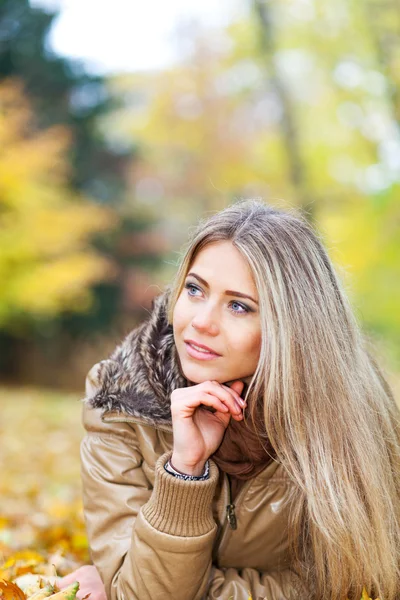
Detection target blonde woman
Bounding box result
[64,200,400,600]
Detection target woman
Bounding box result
[63,200,400,600]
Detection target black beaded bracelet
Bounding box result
[164,459,210,481]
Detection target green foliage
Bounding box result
[102,0,400,361]
[0,0,166,352]
[0,80,115,328]
[0,0,398,372]
[0,0,130,200]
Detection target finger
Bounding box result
[229,380,245,397]
[222,381,246,407]
[173,390,229,414]
[209,381,244,413]
[205,382,244,419]
[196,391,231,414]
[173,384,242,420]
[174,388,231,415]
[220,385,246,418]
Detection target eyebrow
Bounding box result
[186,272,259,305]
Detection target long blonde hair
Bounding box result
[166,199,400,600]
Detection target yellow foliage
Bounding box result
[103,20,400,360]
[0,79,117,326]
[9,252,113,315]
[104,68,288,217]
[0,552,45,581]
[0,387,88,596]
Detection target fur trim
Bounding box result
[86,287,186,429]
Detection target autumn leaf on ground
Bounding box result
[42,582,79,599]
[13,574,57,597]
[0,580,26,599]
[0,552,46,582]
[0,578,82,600]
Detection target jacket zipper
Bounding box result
[225,474,237,530]
[103,412,252,553]
[215,474,252,558]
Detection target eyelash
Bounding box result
[184,282,251,316]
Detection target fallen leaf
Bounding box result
[0,580,27,600]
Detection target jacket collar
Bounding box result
[86,287,186,431]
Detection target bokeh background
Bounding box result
[0,0,399,575]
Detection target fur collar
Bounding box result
[86,287,186,430]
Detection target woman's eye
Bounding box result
[229,301,249,315]
[184,283,249,315]
[185,282,201,296]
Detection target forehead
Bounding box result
[189,241,257,293]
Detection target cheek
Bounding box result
[172,295,188,333]
[230,325,261,360]
[248,331,262,359]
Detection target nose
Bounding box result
[191,303,219,336]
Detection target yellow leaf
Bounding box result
[0,552,46,581]
[0,580,27,600]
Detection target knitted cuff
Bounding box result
[142,451,219,537]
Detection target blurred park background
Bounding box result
[0,0,399,574]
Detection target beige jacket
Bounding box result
[80,291,310,600]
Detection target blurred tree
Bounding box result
[250,0,400,361]
[0,80,114,327]
[99,36,291,245]
[0,0,397,382]
[253,0,312,219]
[0,0,129,200]
[363,0,400,125]
[101,2,399,362]
[0,0,169,384]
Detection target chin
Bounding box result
[180,363,230,385]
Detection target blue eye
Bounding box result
[229,301,249,315]
[185,282,201,296]
[184,282,250,316]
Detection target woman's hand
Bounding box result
[57,565,106,600]
[170,379,245,475]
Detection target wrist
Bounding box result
[170,453,207,477]
[165,459,209,481]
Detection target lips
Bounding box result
[184,339,221,355]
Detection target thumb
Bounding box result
[229,380,245,397]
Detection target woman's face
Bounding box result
[173,240,261,385]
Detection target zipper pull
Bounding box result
[226,503,237,530]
